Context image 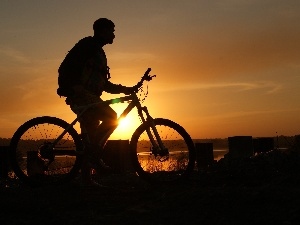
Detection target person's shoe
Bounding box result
[85,160,113,186]
[88,158,113,176]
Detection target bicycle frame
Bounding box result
[53,91,167,156]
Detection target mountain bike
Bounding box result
[9,68,196,186]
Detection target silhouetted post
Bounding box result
[0,146,9,179]
[295,135,300,151]
[102,140,131,173]
[253,137,274,153]
[228,136,253,159]
[195,143,214,171]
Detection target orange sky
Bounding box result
[0,1,300,139]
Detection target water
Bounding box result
[213,149,228,161]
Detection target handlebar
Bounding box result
[141,68,156,81]
[134,68,156,91]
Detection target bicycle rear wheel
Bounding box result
[130,118,196,183]
[10,116,83,186]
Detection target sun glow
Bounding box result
[118,116,131,130]
[108,103,142,140]
[110,114,140,140]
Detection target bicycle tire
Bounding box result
[9,116,83,186]
[130,118,196,183]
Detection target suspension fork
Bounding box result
[139,106,168,157]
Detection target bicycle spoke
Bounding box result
[131,118,195,183]
[10,117,82,186]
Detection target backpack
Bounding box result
[57,37,96,97]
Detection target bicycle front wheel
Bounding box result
[10,116,83,186]
[130,118,196,183]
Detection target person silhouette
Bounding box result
[57,18,140,186]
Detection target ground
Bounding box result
[1,150,300,225]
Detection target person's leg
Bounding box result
[93,102,118,144]
[69,95,118,184]
[80,100,118,145]
[68,94,103,185]
[78,111,100,185]
[80,102,117,184]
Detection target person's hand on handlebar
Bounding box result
[123,68,156,95]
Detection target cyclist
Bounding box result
[57,18,140,186]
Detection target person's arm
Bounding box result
[103,68,153,95]
[104,81,134,94]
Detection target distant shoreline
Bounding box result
[0,136,297,150]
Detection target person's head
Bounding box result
[93,18,115,45]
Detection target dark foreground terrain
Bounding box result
[1,150,300,225]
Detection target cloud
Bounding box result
[202,107,300,120]
[110,51,156,62]
[174,25,300,79]
[0,54,59,118]
[0,46,30,63]
[156,81,282,94]
[151,2,300,82]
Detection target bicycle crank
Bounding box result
[38,142,55,166]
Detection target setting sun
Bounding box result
[118,117,131,130]
[108,103,142,140]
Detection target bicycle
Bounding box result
[9,68,196,186]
